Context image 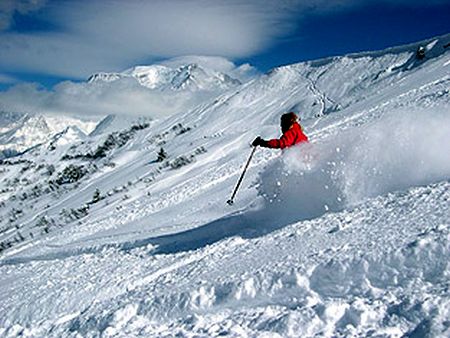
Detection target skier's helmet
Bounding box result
[281,112,298,124]
[281,112,298,132]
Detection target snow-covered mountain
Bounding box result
[48,126,87,149]
[88,62,241,91]
[89,114,152,137]
[0,61,242,159]
[0,33,450,337]
[0,113,98,156]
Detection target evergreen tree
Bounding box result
[157,147,168,162]
[92,188,102,203]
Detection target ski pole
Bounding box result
[227,146,257,205]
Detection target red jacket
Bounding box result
[265,122,308,149]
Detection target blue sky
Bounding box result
[247,1,450,70]
[0,0,449,91]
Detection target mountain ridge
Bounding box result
[88,62,241,92]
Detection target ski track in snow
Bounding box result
[1,34,450,337]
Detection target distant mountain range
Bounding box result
[88,62,241,91]
[0,113,98,158]
[0,61,244,158]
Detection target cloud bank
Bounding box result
[0,0,297,79]
[0,79,202,118]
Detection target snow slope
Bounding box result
[0,34,450,337]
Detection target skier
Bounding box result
[227,112,308,205]
[252,112,308,149]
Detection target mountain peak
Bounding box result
[88,61,241,92]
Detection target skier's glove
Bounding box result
[252,136,262,147]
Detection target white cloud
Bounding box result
[0,0,47,31]
[0,0,298,79]
[0,80,180,117]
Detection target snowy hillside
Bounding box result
[0,34,450,337]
